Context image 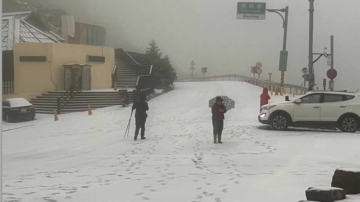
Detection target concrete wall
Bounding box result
[11,43,114,100]
[51,43,114,90]
[13,43,54,100]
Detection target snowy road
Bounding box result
[3,81,360,202]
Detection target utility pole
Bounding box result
[281,6,289,89]
[330,35,334,91]
[308,0,315,91]
[267,6,289,90]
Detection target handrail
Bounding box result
[149,65,153,75]
[177,74,307,92]
[123,49,140,66]
[112,64,117,75]
[57,79,82,114]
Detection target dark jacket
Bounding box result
[260,88,271,107]
[212,103,227,121]
[132,100,149,118]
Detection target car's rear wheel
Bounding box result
[270,113,289,130]
[339,115,359,133]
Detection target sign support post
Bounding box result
[190,60,195,80]
[308,0,315,91]
[267,6,289,91]
[330,35,334,91]
[237,3,290,90]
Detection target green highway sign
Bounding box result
[237,2,266,20]
[279,51,288,72]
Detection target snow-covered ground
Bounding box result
[2,81,360,202]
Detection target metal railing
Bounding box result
[56,79,82,114]
[177,74,308,94]
[115,48,152,76]
[112,64,117,87]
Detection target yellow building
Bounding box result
[2,12,115,101]
[8,43,115,100]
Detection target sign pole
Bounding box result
[280,6,289,92]
[308,0,315,91]
[190,60,195,81]
[267,7,289,92]
[330,35,334,91]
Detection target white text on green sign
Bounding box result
[237,2,266,20]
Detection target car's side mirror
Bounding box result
[285,96,290,101]
[294,99,302,104]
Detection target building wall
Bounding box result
[74,22,106,46]
[13,43,55,100]
[51,43,114,90]
[11,43,114,100]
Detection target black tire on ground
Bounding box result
[331,169,360,194]
[338,115,359,133]
[270,112,290,130]
[306,186,346,202]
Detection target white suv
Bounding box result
[258,91,360,133]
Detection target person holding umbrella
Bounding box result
[132,94,149,141]
[212,97,227,144]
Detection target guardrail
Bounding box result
[177,74,308,95]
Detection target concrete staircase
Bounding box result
[31,91,134,114]
[116,59,138,88]
[31,58,143,114]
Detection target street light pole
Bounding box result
[283,6,289,55]
[308,0,315,91]
[267,6,289,90]
[330,35,334,91]
[281,6,289,91]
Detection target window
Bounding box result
[85,28,105,46]
[83,28,87,43]
[87,56,105,63]
[92,30,97,45]
[100,32,105,45]
[301,94,321,104]
[344,95,355,101]
[324,94,343,103]
[87,29,92,45]
[2,101,10,107]
[20,56,47,62]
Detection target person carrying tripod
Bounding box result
[132,94,149,141]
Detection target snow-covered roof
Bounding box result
[2,12,60,51]
[2,11,32,20]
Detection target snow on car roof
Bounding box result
[307,91,357,95]
[6,98,32,107]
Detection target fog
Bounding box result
[52,0,360,90]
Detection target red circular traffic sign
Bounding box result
[327,69,337,79]
[256,62,262,68]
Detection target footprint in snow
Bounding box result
[215,197,222,202]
